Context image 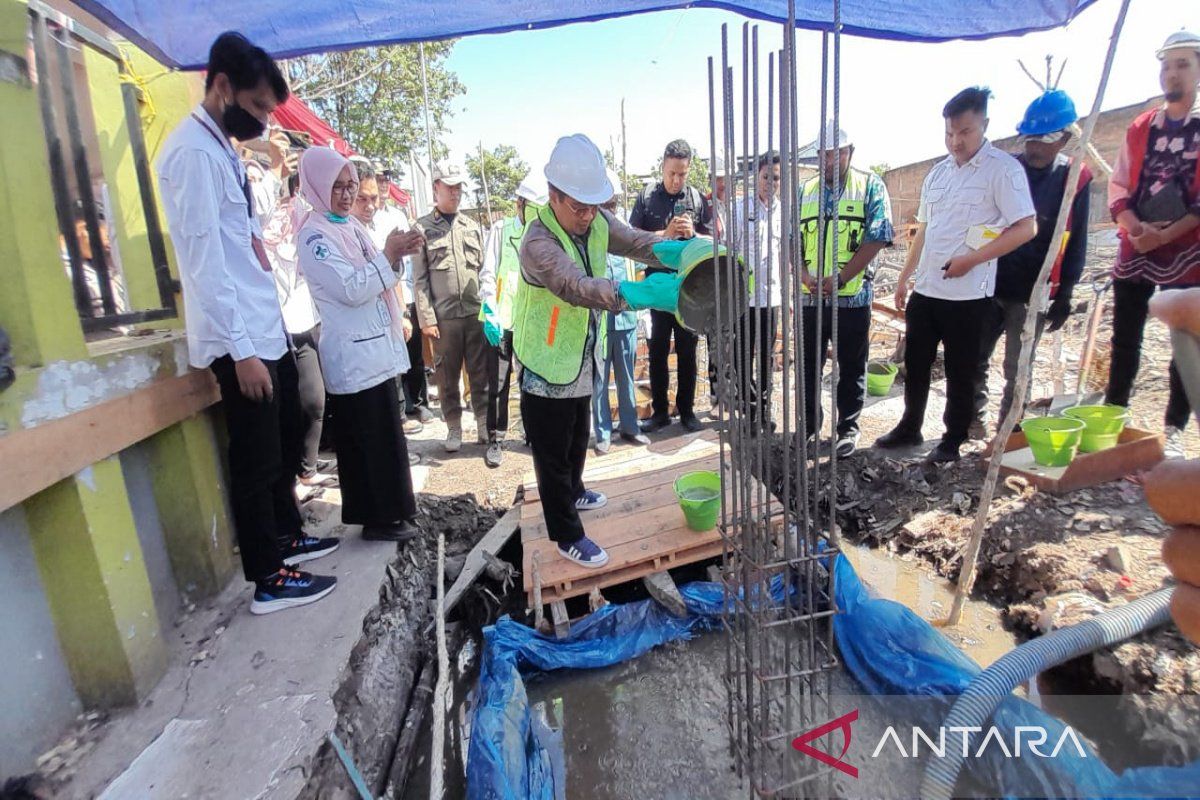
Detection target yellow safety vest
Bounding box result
[511,205,608,385]
[483,213,534,331]
[800,169,870,297]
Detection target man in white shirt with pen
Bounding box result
[157,32,338,614]
[878,86,1037,463]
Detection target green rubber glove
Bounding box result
[650,240,691,271]
[618,272,682,314]
[482,302,502,346]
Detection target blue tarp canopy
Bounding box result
[74,0,1102,70]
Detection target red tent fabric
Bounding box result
[272,95,410,208]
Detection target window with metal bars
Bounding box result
[28,1,178,336]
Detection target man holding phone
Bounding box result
[629,138,713,433]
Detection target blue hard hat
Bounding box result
[1017,89,1078,137]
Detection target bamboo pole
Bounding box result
[418,42,435,180]
[477,141,493,223]
[429,531,448,798]
[945,0,1132,626]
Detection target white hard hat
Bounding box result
[605,167,623,198]
[515,171,549,205]
[804,120,852,152]
[543,134,613,205]
[1158,29,1200,59]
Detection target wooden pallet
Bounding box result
[522,430,751,605]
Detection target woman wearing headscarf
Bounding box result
[296,147,425,542]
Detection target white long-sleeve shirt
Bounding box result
[733,194,783,308]
[478,217,506,309]
[156,107,287,367]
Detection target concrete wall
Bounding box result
[0,507,83,778]
[0,0,236,778]
[882,95,1164,226]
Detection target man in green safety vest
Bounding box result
[478,172,549,468]
[515,133,681,568]
[799,124,895,457]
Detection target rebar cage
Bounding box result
[707,2,849,795]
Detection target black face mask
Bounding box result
[223,99,265,141]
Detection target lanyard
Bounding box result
[191,112,254,218]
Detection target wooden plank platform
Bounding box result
[522,430,762,604]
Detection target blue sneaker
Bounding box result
[250,568,337,615]
[281,535,340,566]
[557,536,610,568]
[575,489,608,511]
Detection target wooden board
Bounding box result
[994,426,1165,494]
[0,370,220,511]
[522,431,768,604]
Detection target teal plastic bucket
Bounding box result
[1062,404,1129,453]
[1020,417,1086,467]
[866,361,899,396]
[674,470,722,531]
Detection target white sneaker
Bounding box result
[1164,425,1186,459]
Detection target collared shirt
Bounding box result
[802,169,895,308]
[156,106,287,367]
[914,140,1035,302]
[629,182,713,274]
[410,209,485,326]
[365,204,413,301]
[732,194,783,308]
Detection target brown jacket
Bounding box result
[519,208,663,312]
[411,209,485,327]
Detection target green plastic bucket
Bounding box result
[1020,417,1086,467]
[866,361,899,396]
[1062,404,1129,453]
[674,470,722,531]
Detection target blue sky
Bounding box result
[439,0,1189,181]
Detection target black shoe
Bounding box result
[640,415,671,433]
[680,414,703,433]
[926,440,961,463]
[875,426,924,449]
[362,520,421,542]
[250,568,337,615]
[619,431,651,446]
[281,534,340,566]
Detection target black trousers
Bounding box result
[733,307,778,422]
[486,329,515,438]
[210,352,304,582]
[327,378,418,527]
[1105,278,1193,429]
[522,392,590,545]
[649,308,698,419]
[292,326,326,476]
[402,302,429,414]
[801,303,871,438]
[900,293,991,445]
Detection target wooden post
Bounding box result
[946,0,1132,626]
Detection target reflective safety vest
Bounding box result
[799,169,870,297]
[488,213,534,330]
[511,204,608,385]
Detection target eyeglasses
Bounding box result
[331,181,359,197]
[562,196,599,217]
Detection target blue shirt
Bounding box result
[801,169,895,308]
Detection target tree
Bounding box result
[284,41,464,167]
[869,162,891,178]
[466,144,529,218]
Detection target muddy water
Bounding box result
[845,546,1019,668]
[416,550,1019,799]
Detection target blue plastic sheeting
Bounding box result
[74,0,1101,69]
[832,554,1200,799]
[468,556,1200,799]
[465,581,730,799]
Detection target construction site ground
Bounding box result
[30,258,1200,796]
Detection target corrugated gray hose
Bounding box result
[919,587,1174,799]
